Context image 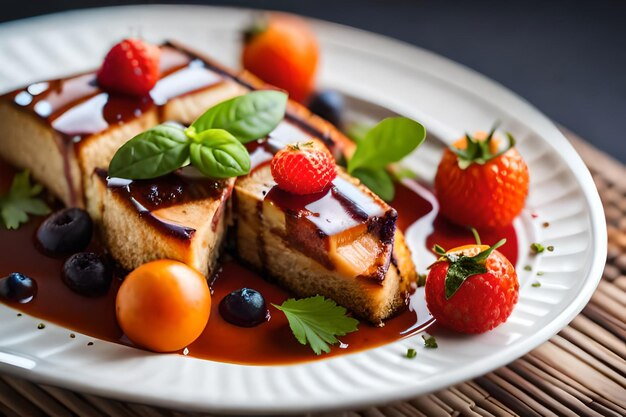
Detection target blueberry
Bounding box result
[62,252,111,297]
[308,90,345,128]
[36,208,93,255]
[219,288,269,327]
[0,273,37,303]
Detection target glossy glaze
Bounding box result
[0,158,518,365]
[5,46,224,143]
[99,169,229,240]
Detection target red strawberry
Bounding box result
[270,140,336,194]
[434,128,529,229]
[425,240,519,334]
[97,39,161,97]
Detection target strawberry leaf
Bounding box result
[444,239,506,299]
[0,170,50,230]
[272,296,359,355]
[451,125,516,169]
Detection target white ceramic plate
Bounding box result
[0,5,606,415]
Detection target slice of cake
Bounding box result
[0,44,247,207]
[1,38,417,323]
[234,140,416,325]
[89,169,233,277]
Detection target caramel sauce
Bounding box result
[99,169,229,240]
[4,46,224,143]
[0,158,519,365]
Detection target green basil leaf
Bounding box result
[348,117,426,173]
[189,90,288,144]
[189,129,251,178]
[109,124,190,179]
[352,168,395,202]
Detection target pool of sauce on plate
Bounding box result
[0,160,517,365]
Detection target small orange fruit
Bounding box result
[116,260,211,352]
[242,13,319,103]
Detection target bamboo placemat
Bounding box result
[0,129,624,417]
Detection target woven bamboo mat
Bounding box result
[0,130,624,417]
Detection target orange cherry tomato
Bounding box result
[242,13,319,103]
[116,260,211,353]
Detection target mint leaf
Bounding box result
[273,296,359,355]
[347,117,426,173]
[0,170,50,229]
[352,168,395,202]
[189,129,250,178]
[345,122,372,144]
[189,90,288,144]
[109,124,190,180]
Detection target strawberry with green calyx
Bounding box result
[270,140,336,195]
[434,125,529,229]
[425,230,519,334]
[451,125,515,169]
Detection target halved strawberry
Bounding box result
[97,38,160,97]
[270,141,336,195]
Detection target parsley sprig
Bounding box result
[0,170,50,229]
[273,296,359,355]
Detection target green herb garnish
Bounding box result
[547,246,554,252]
[530,243,545,254]
[0,170,50,230]
[406,348,417,358]
[531,282,541,288]
[346,117,426,202]
[523,265,532,271]
[109,91,288,180]
[432,239,506,299]
[422,335,438,348]
[537,271,545,276]
[272,296,359,355]
[451,124,515,169]
[417,273,427,287]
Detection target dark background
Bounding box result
[2,0,625,162]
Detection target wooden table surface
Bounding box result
[0,129,624,417]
